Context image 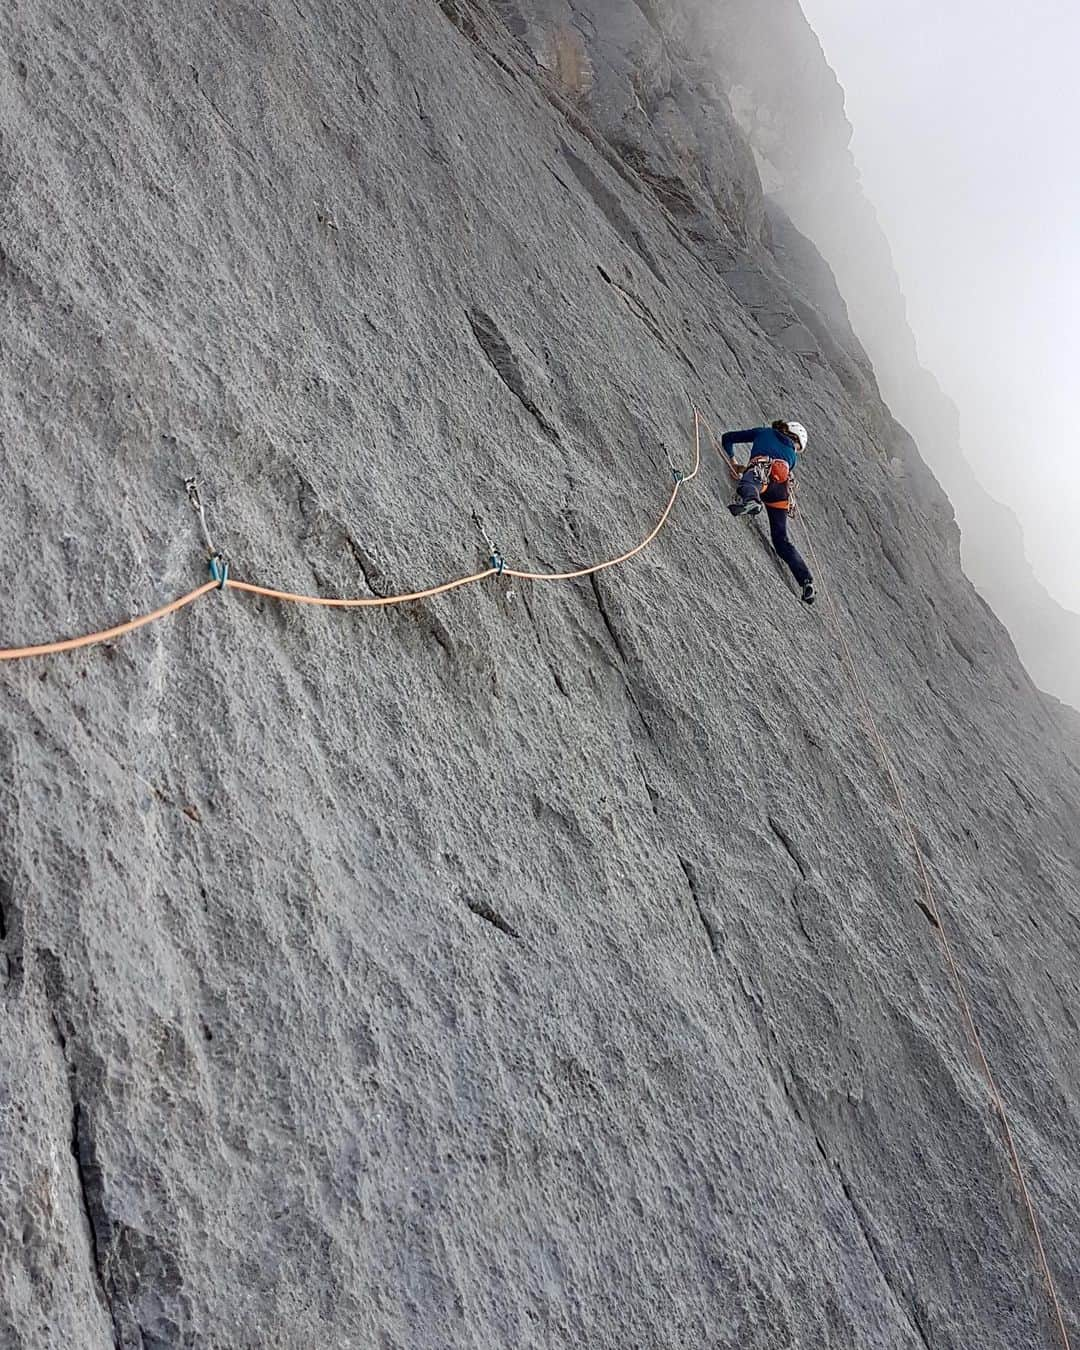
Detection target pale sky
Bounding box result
[798,0,1080,611]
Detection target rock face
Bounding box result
[1,3,1078,1348]
[705,0,1080,711]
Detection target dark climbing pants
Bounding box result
[766,506,812,587]
[736,461,769,503]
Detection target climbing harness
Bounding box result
[745,455,772,489]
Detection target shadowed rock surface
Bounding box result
[1,2,1078,1348]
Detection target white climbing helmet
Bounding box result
[784,421,808,452]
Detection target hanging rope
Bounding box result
[0,582,220,662]
[0,412,702,661]
[0,408,1071,1347]
[800,517,1073,1350]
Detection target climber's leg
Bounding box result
[767,506,814,598]
[729,461,766,517]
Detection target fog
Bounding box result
[799,0,1080,612]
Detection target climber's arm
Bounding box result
[720,429,756,462]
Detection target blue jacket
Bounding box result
[721,426,799,470]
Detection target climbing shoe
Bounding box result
[728,499,762,517]
[800,580,816,605]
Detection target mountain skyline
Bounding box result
[801,0,1080,614]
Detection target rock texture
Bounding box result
[1,2,1078,1348]
[705,0,1080,711]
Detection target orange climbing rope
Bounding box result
[507,415,701,583]
[800,519,1073,1350]
[0,413,703,661]
[698,409,1072,1340]
[227,418,702,602]
[1,409,1069,1343]
[695,410,741,482]
[0,581,220,662]
[226,569,500,609]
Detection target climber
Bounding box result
[719,420,815,605]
